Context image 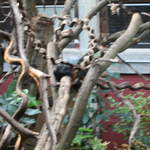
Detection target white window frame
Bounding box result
[108,3,150,74]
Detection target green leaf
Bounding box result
[96,114,105,122]
[25,108,41,116]
[7,80,17,96]
[20,117,36,125]
[79,128,93,133]
[28,97,41,107]
[90,138,108,150]
[0,97,5,104]
[82,111,90,124]
[6,105,18,115]
[23,89,29,94]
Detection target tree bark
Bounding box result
[56,13,142,150]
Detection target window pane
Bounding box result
[108,4,150,48]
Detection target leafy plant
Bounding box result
[107,92,150,147]
[0,80,41,127]
[71,127,109,150]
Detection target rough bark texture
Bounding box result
[56,13,142,150]
[35,76,72,150]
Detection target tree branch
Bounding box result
[62,0,76,17]
[0,30,11,41]
[98,78,150,91]
[0,107,38,137]
[85,0,109,20]
[46,42,58,101]
[34,76,71,150]
[101,21,150,46]
[39,77,57,147]
[56,12,142,150]
[58,0,109,50]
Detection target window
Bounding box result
[37,4,80,64]
[0,2,13,33]
[108,3,150,48]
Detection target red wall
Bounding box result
[0,74,14,95]
[101,74,150,150]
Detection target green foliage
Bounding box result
[0,80,41,127]
[69,89,111,150]
[82,88,113,129]
[107,71,120,79]
[71,127,109,150]
[108,92,150,147]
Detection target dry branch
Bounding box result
[0,30,11,40]
[35,76,71,150]
[46,42,58,100]
[86,0,109,20]
[0,107,38,137]
[39,77,57,147]
[58,0,109,50]
[62,0,76,17]
[98,76,150,91]
[2,1,53,148]
[101,21,150,45]
[56,12,142,150]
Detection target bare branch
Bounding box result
[85,0,109,20]
[0,30,11,40]
[0,71,13,85]
[2,0,30,144]
[62,0,76,17]
[56,13,142,150]
[35,76,72,150]
[98,78,150,91]
[58,0,109,50]
[0,107,38,137]
[46,42,58,100]
[9,0,28,63]
[39,78,57,147]
[0,10,11,23]
[101,21,150,45]
[121,30,150,52]
[129,114,141,146]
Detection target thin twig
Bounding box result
[0,10,12,23]
[39,77,57,147]
[117,55,150,81]
[0,71,13,85]
[98,78,150,91]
